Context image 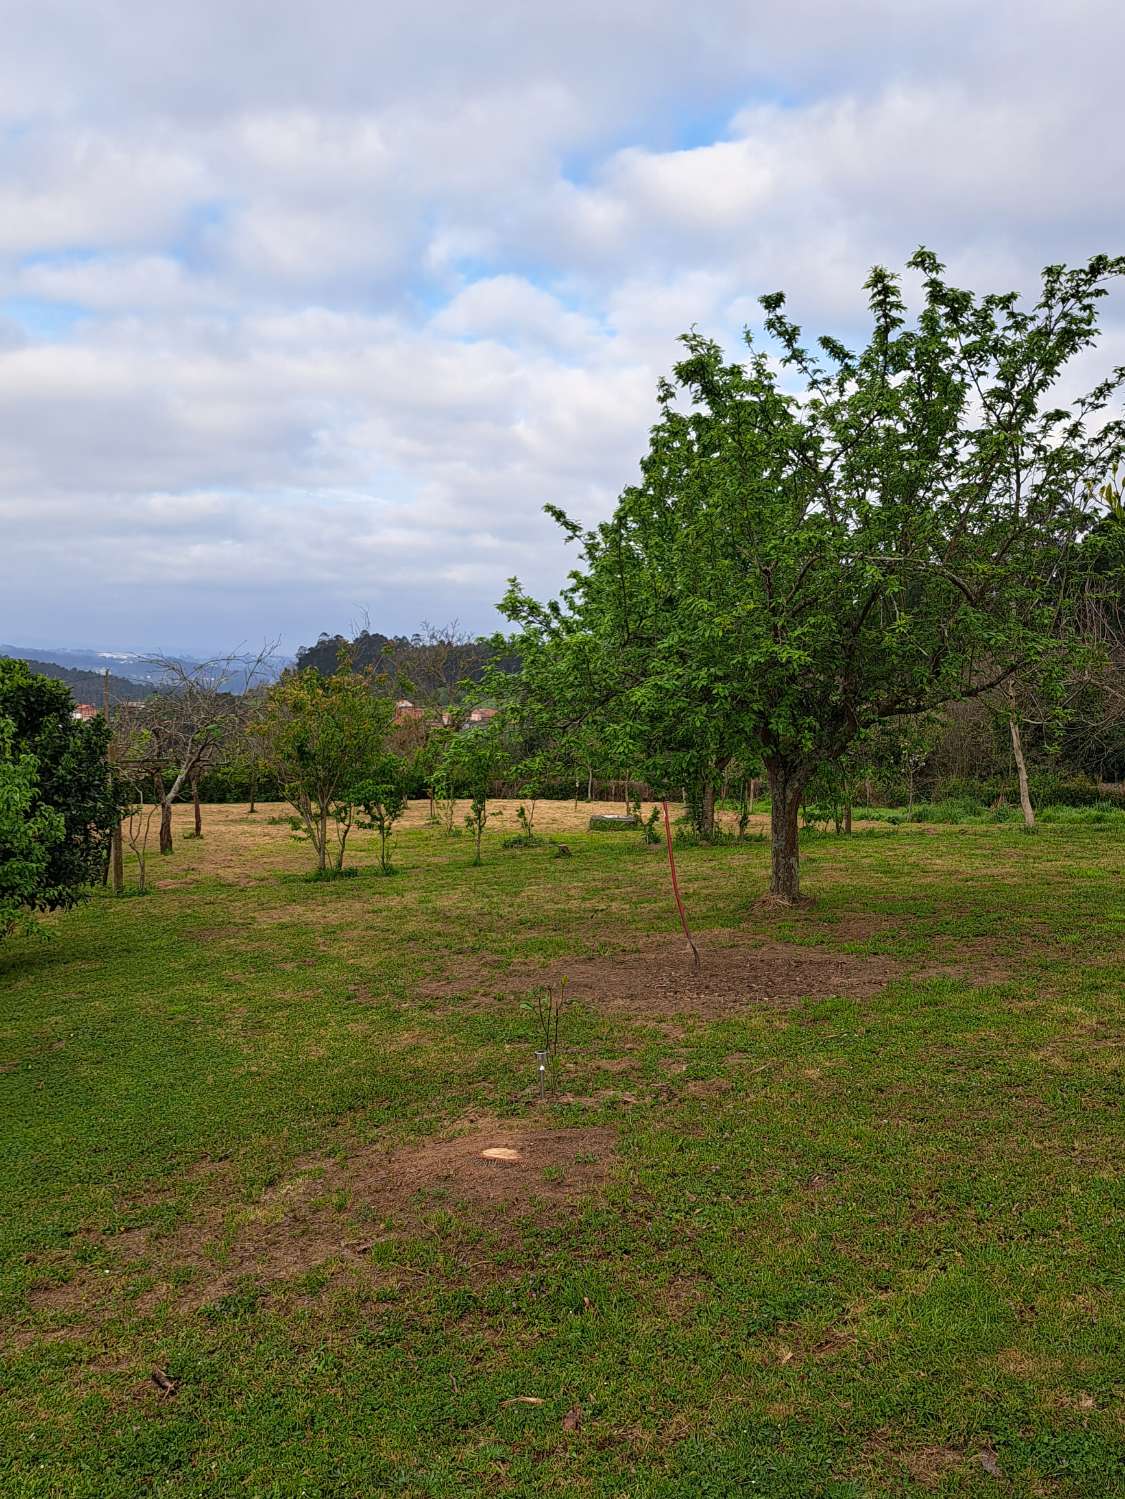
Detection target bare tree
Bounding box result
[115,644,278,854]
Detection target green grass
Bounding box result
[850,799,1125,828]
[1,804,1122,1497]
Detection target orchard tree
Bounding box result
[502,251,1125,902]
[354,754,411,873]
[115,648,275,853]
[0,659,121,934]
[255,667,395,873]
[443,725,507,865]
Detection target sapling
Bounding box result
[504,800,543,848]
[433,770,458,833]
[517,798,538,841]
[464,792,490,864]
[354,754,410,872]
[525,979,568,1095]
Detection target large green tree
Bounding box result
[502,252,1125,902]
[0,659,121,934]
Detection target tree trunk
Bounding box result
[248,769,258,815]
[699,781,716,841]
[748,777,757,815]
[153,774,172,854]
[1008,690,1035,830]
[587,766,594,801]
[112,824,124,893]
[192,776,202,836]
[844,801,853,835]
[766,763,805,902]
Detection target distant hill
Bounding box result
[0,643,291,696]
[0,655,156,705]
[0,643,163,684]
[295,629,511,701]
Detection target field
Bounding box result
[1,800,1123,1497]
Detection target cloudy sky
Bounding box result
[2,1,1123,655]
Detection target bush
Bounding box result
[926,774,1125,812]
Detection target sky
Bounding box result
[2,1,1124,657]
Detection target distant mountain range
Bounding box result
[1,654,155,704]
[0,643,292,698]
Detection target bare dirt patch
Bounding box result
[23,1118,617,1323]
[424,932,900,1019]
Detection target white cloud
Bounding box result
[0,1,1122,651]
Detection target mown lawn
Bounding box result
[1,801,1122,1497]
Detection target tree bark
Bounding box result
[1008,688,1035,830]
[844,800,853,835]
[192,776,202,836]
[699,781,716,840]
[766,763,805,902]
[154,775,173,854]
[248,769,258,815]
[112,824,124,893]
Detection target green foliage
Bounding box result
[441,726,508,865]
[353,754,411,872]
[254,667,394,872]
[0,658,121,935]
[500,252,1125,900]
[933,772,1125,810]
[0,718,65,937]
[502,801,544,848]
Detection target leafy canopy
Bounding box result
[502,251,1125,790]
[254,666,395,869]
[0,658,121,933]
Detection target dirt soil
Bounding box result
[425,932,901,1019]
[25,1119,617,1322]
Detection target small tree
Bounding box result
[120,772,159,894]
[354,754,410,873]
[255,667,394,873]
[443,726,507,865]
